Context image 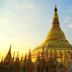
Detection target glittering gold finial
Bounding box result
[54,5,57,12]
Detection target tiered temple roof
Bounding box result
[32,6,72,66]
[32,6,72,56]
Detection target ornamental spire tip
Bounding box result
[54,5,57,11]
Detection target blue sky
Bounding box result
[0,0,72,57]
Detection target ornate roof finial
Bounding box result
[8,44,12,56]
[55,5,57,12]
[52,4,59,25]
[54,0,57,11]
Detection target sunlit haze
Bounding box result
[0,0,72,58]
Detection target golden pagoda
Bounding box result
[32,6,72,66]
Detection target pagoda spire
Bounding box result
[8,44,11,56]
[32,3,72,61]
[6,44,12,58]
[52,5,59,25]
[28,50,32,62]
[4,44,12,63]
[46,5,66,41]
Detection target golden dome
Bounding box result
[32,6,72,58]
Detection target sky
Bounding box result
[0,0,72,58]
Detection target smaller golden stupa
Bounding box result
[32,6,72,66]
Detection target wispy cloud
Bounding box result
[69,25,72,28]
[63,17,71,24]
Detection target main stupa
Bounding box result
[32,6,72,65]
